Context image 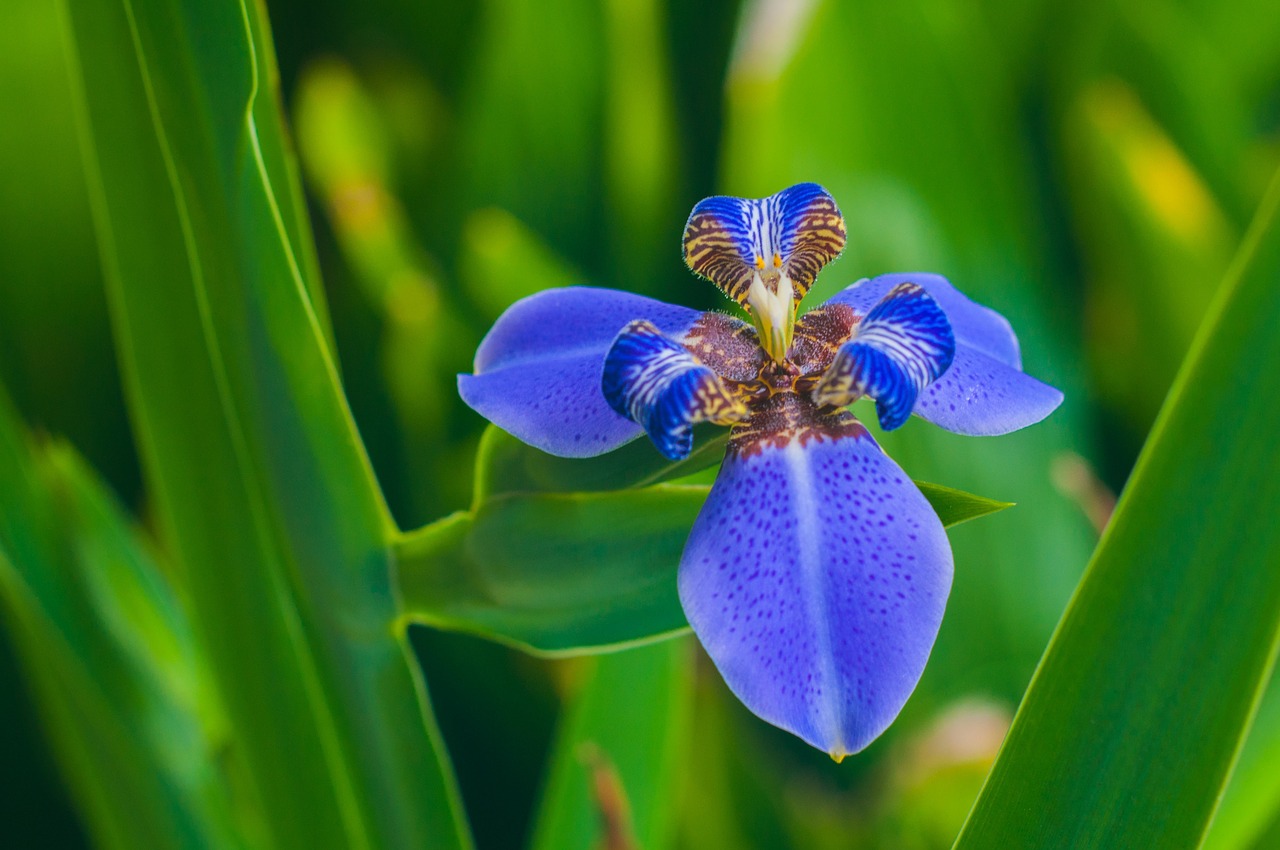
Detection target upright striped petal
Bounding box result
[824,274,1062,435]
[602,321,747,461]
[683,184,845,362]
[814,283,955,430]
[827,272,1020,367]
[679,395,952,758]
[458,287,700,457]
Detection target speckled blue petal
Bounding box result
[679,407,952,758]
[683,183,846,305]
[458,287,701,457]
[825,273,1062,435]
[914,346,1064,436]
[814,283,955,430]
[602,321,747,461]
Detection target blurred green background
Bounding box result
[1,0,1277,847]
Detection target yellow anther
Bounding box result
[773,253,782,268]
[755,255,765,270]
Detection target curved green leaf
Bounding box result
[397,487,705,655]
[397,479,1009,655]
[953,168,1280,848]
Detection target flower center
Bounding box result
[745,269,796,365]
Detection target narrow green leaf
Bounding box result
[60,0,470,845]
[601,0,679,294]
[0,391,242,849]
[914,482,1013,529]
[528,641,694,850]
[1203,675,1280,850]
[953,168,1280,848]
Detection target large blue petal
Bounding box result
[815,283,955,430]
[602,320,746,461]
[459,287,700,457]
[679,401,952,758]
[825,273,1062,435]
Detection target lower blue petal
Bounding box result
[458,287,700,457]
[678,410,952,758]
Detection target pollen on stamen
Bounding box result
[755,255,765,270]
[773,253,782,268]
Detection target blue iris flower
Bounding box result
[459,184,1062,760]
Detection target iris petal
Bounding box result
[827,272,1020,366]
[682,183,846,306]
[459,287,700,457]
[815,283,955,430]
[825,273,1062,435]
[679,401,952,758]
[602,321,747,461]
[915,346,1065,436]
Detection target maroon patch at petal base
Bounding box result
[728,393,868,459]
[791,302,859,375]
[682,312,766,383]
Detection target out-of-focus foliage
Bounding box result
[0,0,1278,846]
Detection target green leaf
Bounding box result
[60,0,470,845]
[915,482,1014,529]
[0,391,242,849]
[474,423,729,503]
[398,474,1009,655]
[952,168,1280,848]
[1203,675,1280,850]
[528,641,694,850]
[397,487,705,655]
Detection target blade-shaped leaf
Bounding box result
[0,391,241,849]
[60,0,470,845]
[915,482,1013,529]
[953,168,1280,848]
[1203,674,1280,850]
